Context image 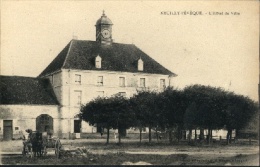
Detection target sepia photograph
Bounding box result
[0,0,259,165]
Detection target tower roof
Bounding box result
[96,11,113,25]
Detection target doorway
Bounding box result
[74,120,81,133]
[3,120,13,141]
[36,114,53,133]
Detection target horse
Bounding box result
[30,131,44,157]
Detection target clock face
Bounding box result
[101,29,110,39]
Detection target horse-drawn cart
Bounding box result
[22,131,62,158]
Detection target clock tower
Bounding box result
[95,11,113,45]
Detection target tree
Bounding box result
[183,85,227,144]
[130,90,160,143]
[129,97,145,143]
[224,93,258,144]
[184,102,198,142]
[183,84,257,145]
[79,95,134,144]
[79,97,111,144]
[159,87,187,143]
[111,94,135,144]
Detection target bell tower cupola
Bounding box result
[95,11,113,45]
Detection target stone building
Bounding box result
[0,12,176,140]
[0,76,60,140]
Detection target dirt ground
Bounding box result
[1,153,259,165]
[1,138,259,165]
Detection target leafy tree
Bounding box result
[128,97,145,143]
[183,84,257,144]
[183,85,227,143]
[79,95,134,144]
[184,102,198,142]
[224,93,258,144]
[111,94,135,143]
[159,87,187,143]
[130,90,160,143]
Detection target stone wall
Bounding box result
[0,105,60,139]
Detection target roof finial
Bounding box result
[102,10,105,16]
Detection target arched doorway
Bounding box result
[36,114,53,133]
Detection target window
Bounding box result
[75,74,81,84]
[140,78,145,87]
[160,79,166,89]
[119,92,126,97]
[138,58,143,71]
[74,91,82,106]
[15,127,19,130]
[119,77,125,87]
[97,91,104,97]
[97,76,103,86]
[95,55,102,68]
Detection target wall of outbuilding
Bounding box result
[0,105,60,139]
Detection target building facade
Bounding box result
[0,12,176,140]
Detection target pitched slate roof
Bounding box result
[0,75,59,105]
[39,40,176,77]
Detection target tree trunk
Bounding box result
[226,129,232,144]
[148,126,152,143]
[226,130,229,144]
[188,129,192,143]
[230,130,232,144]
[210,129,212,144]
[118,127,125,144]
[195,129,197,143]
[139,127,142,143]
[210,128,212,144]
[199,128,204,141]
[207,128,211,144]
[118,128,121,144]
[106,127,110,144]
[118,133,121,144]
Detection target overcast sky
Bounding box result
[1,1,259,101]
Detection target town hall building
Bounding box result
[0,12,176,140]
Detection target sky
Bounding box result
[1,1,259,101]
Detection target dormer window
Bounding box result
[138,58,143,71]
[95,55,102,68]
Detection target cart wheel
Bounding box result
[54,138,61,158]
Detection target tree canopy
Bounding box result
[79,84,258,144]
